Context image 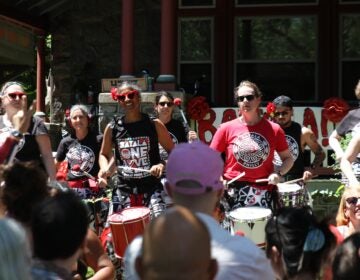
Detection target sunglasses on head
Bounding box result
[237,95,255,102]
[274,111,290,117]
[6,92,25,100]
[158,101,174,107]
[116,90,139,102]
[346,196,360,205]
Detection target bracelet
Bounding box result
[10,129,23,139]
[275,170,282,176]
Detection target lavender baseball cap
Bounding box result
[166,141,224,195]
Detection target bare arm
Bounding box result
[154,119,175,153]
[83,229,115,280]
[268,149,294,184]
[36,134,56,181]
[340,134,360,187]
[329,130,344,161]
[98,124,114,181]
[151,119,175,178]
[302,127,326,168]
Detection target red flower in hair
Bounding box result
[110,87,118,101]
[186,96,210,121]
[264,102,276,120]
[323,97,350,123]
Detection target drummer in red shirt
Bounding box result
[210,80,294,211]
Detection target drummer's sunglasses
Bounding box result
[6,92,25,100]
[236,95,255,102]
[158,101,174,107]
[274,111,290,117]
[346,196,360,206]
[116,90,139,102]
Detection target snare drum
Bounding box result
[109,207,150,258]
[229,207,272,247]
[277,183,305,207]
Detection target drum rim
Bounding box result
[108,206,151,223]
[228,207,272,222]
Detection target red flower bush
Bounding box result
[323,97,350,123]
[186,96,210,121]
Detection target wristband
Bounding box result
[10,129,23,139]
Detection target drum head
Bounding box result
[109,206,150,223]
[277,183,302,193]
[229,207,272,222]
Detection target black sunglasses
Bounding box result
[237,95,255,102]
[116,90,139,102]
[7,92,25,100]
[158,101,174,107]
[274,111,290,117]
[346,196,360,205]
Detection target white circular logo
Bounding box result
[233,132,270,168]
[67,143,95,177]
[273,135,299,166]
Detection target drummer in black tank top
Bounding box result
[272,95,325,182]
[98,82,174,209]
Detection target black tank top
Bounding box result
[110,114,161,191]
[283,121,305,180]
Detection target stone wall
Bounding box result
[48,0,161,123]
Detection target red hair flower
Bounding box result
[186,96,210,121]
[264,102,276,120]
[110,87,118,101]
[323,97,350,123]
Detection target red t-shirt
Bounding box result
[210,117,288,182]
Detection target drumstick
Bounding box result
[118,166,152,173]
[255,178,269,183]
[283,175,318,185]
[227,172,246,185]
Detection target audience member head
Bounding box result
[0,218,31,280]
[165,141,224,214]
[31,191,88,262]
[136,206,217,280]
[332,232,360,280]
[0,161,49,226]
[265,207,336,279]
[336,188,360,227]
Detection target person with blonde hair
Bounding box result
[336,187,360,238]
[0,218,31,280]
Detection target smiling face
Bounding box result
[70,109,89,133]
[1,83,26,113]
[155,95,174,123]
[117,88,141,112]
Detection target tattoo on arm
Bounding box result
[311,146,325,168]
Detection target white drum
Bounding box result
[277,183,305,207]
[228,207,272,247]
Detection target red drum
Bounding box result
[109,207,150,258]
